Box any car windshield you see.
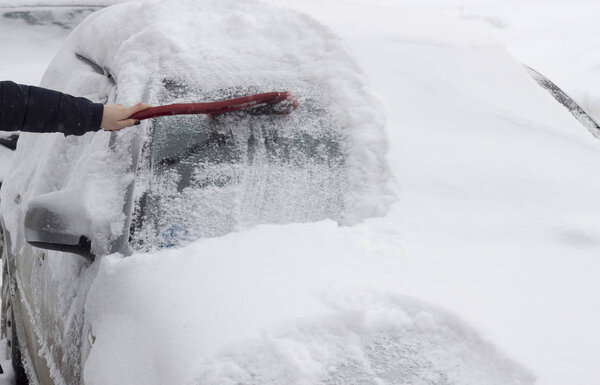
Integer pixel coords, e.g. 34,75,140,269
131,84,346,250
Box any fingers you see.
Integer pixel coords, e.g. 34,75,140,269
127,102,153,117
103,118,139,131
119,118,138,129
101,102,151,131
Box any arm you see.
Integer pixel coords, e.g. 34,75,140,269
0,81,150,136
0,81,103,135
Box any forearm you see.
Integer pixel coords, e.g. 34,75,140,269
0,81,103,136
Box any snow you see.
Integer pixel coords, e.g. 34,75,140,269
0,145,12,183
314,0,600,122
0,4,99,85
448,1,600,122
84,222,534,385
1,1,600,385
0,337,13,384
0,0,121,7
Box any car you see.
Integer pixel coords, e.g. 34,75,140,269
4,0,593,384
0,1,393,383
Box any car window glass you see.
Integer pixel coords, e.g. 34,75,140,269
132,85,346,250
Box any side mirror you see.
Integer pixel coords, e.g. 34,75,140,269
24,190,94,260
0,133,19,151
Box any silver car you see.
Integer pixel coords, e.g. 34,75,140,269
4,1,584,384
1,2,357,384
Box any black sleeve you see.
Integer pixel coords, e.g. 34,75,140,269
0,81,104,136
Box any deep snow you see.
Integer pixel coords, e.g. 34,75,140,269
0,143,12,183
1,1,600,385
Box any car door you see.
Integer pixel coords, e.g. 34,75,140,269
0,56,141,384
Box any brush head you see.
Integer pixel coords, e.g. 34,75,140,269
277,93,299,114
245,92,299,116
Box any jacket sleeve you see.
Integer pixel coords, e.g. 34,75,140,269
0,81,104,136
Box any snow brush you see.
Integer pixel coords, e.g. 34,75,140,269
130,92,298,121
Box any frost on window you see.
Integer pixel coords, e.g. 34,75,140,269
131,86,346,250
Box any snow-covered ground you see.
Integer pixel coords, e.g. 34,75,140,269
1,1,600,385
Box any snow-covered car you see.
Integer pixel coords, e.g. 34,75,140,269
5,0,596,384
0,1,392,383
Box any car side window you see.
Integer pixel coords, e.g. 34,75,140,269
131,86,345,250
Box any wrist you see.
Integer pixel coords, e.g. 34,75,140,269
92,103,105,131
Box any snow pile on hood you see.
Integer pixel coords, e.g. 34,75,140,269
84,221,534,385
187,294,533,385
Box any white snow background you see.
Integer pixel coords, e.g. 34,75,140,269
1,0,600,384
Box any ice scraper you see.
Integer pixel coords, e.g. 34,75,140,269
130,91,298,121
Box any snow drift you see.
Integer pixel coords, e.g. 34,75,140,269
84,222,534,385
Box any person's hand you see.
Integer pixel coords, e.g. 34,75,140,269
101,103,152,131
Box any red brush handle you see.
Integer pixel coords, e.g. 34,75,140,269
130,91,298,120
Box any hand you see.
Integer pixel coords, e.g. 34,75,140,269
101,103,152,131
